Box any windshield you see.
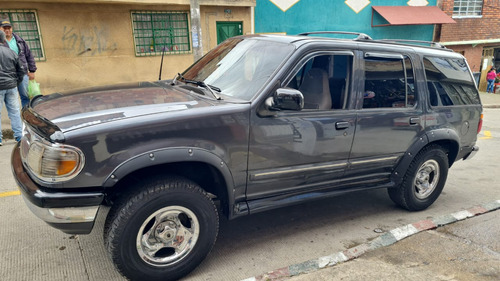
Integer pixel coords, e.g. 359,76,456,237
182,38,295,101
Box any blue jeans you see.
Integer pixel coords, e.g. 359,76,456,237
18,75,30,108
487,79,495,93
0,87,23,141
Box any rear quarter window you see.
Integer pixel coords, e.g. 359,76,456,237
423,56,480,106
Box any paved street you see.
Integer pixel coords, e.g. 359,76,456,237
285,209,500,281
0,94,499,280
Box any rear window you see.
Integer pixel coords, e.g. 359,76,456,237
423,57,480,106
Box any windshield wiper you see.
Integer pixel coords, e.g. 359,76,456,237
174,73,221,100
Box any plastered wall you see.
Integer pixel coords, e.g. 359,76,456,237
1,2,252,94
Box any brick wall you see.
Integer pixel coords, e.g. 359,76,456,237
446,44,484,72
440,0,500,42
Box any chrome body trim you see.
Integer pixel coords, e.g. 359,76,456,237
23,196,99,224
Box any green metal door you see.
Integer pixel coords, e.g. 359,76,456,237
216,22,243,44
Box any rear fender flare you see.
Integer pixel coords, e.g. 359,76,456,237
391,129,460,186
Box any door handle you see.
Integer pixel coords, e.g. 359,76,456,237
335,121,350,130
409,117,420,125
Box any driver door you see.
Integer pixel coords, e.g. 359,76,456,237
246,52,357,209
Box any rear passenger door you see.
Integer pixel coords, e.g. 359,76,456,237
347,51,424,181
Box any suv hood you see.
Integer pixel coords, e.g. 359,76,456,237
31,82,216,132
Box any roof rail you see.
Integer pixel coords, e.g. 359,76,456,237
377,39,447,49
298,31,373,41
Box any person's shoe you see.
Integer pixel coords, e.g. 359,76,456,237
0,142,3,146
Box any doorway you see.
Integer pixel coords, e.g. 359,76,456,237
479,48,500,92
216,22,243,45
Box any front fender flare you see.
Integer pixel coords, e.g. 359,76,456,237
102,147,237,212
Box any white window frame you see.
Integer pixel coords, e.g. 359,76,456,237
452,0,483,18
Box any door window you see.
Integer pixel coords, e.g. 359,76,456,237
363,55,416,109
286,54,352,110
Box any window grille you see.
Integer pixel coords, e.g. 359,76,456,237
131,11,190,56
453,0,483,17
0,10,45,61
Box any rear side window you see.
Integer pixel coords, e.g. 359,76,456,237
424,57,480,106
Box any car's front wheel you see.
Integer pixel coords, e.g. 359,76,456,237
104,176,219,281
388,145,449,211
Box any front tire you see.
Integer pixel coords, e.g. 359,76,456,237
388,145,449,211
104,176,219,281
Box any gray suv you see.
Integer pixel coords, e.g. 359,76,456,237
12,32,482,281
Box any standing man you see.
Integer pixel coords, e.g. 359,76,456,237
0,19,37,108
0,30,25,145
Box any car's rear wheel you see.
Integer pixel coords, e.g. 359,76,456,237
388,145,449,211
104,176,219,281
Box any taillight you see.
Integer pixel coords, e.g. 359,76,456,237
477,113,483,134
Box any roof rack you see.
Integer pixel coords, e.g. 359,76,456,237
377,39,447,49
297,32,449,50
298,31,373,41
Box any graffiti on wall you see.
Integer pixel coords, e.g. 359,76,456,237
62,26,117,55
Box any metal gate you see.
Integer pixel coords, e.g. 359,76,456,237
216,22,242,45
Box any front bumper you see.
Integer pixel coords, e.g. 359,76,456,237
11,143,104,234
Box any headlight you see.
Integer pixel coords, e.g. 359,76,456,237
21,130,85,183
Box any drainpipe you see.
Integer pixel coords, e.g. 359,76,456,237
433,0,444,42
190,0,203,62
251,6,255,34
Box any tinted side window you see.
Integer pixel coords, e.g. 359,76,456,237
363,56,415,109
286,54,352,110
424,57,480,106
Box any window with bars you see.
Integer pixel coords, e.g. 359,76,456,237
0,10,45,61
453,0,483,17
131,11,191,56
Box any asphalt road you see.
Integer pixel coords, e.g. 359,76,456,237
287,209,500,281
0,108,499,281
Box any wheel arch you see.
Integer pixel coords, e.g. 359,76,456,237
391,129,460,186
102,148,235,218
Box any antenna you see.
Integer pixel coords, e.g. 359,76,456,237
158,45,166,80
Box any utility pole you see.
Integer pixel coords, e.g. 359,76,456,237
190,0,203,62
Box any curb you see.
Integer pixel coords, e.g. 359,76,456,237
241,200,500,281
483,104,500,108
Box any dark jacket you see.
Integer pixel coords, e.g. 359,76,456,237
13,33,37,73
0,44,26,90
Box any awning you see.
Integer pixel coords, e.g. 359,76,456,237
372,6,456,27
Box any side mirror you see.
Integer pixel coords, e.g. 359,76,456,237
266,88,304,111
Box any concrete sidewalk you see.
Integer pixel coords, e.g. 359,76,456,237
479,91,500,108
244,201,500,281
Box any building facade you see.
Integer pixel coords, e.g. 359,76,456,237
255,0,452,41
0,0,255,93
437,0,500,91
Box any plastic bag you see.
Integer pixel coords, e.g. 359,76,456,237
28,80,42,99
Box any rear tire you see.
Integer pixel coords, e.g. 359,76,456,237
388,145,448,211
104,176,219,281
